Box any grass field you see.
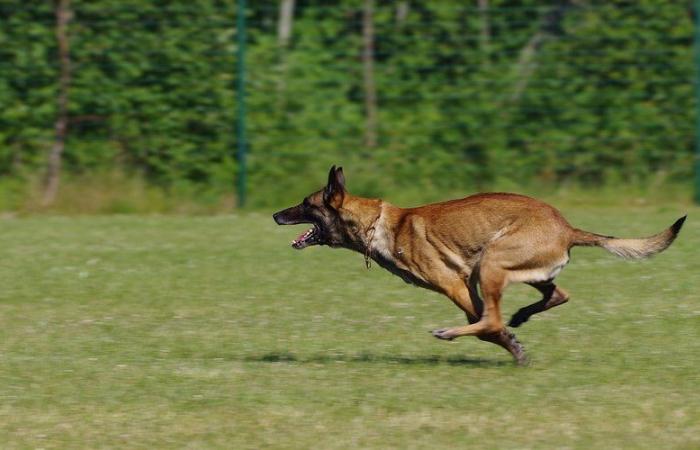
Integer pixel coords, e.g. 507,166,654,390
1,204,699,448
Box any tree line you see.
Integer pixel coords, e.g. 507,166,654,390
0,0,694,207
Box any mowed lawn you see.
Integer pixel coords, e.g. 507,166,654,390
0,205,698,449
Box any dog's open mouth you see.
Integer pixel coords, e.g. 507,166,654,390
291,225,321,249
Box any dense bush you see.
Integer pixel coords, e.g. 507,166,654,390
0,0,694,207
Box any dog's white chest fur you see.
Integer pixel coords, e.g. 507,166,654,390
370,205,395,262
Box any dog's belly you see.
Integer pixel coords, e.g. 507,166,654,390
506,257,569,284
372,252,436,290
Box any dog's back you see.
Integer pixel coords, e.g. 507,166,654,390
408,192,573,258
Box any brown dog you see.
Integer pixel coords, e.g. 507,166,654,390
273,166,685,364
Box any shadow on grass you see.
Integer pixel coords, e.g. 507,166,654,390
241,351,511,367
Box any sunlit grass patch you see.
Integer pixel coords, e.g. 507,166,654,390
0,207,698,448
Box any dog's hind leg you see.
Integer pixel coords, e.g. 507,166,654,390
508,282,569,328
478,329,528,365
468,276,527,364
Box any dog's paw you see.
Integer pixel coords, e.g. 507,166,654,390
430,328,455,341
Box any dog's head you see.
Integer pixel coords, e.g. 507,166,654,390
273,165,347,250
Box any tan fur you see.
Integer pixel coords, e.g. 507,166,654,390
571,226,682,259
340,193,682,364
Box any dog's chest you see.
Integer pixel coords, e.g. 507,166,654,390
371,212,414,266
371,250,432,289
371,220,394,261
370,216,432,289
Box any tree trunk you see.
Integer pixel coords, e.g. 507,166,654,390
478,0,490,58
276,0,295,104
277,0,295,47
508,1,570,104
43,0,71,206
508,32,546,103
362,0,378,148
395,1,408,24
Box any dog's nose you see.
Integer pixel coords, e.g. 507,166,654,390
273,211,283,224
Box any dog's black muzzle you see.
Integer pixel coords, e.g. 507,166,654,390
273,205,305,225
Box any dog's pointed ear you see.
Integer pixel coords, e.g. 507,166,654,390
335,166,345,189
326,165,337,187
324,165,346,208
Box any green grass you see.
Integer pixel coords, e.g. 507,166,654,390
0,206,699,449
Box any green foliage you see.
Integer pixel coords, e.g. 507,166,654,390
0,0,55,175
0,1,695,208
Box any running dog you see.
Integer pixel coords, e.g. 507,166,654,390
273,166,686,364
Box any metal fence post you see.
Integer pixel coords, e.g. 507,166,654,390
695,0,700,203
236,0,248,207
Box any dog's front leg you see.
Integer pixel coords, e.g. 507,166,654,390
429,276,480,340
431,268,506,340
430,267,528,365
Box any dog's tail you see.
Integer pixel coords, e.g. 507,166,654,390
570,215,686,260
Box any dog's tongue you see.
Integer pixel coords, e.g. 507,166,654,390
291,227,314,249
